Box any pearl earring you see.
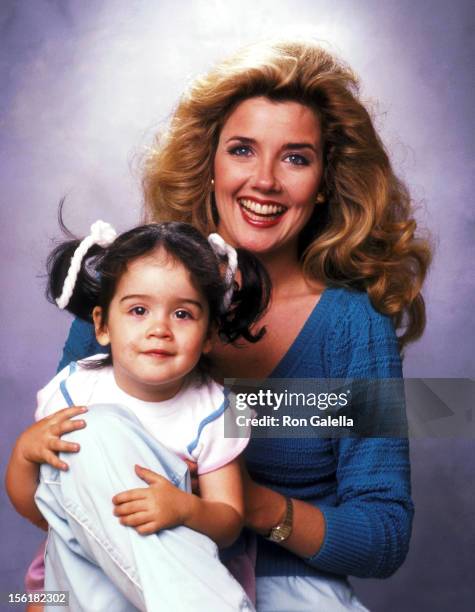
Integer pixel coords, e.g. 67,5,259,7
315,193,325,204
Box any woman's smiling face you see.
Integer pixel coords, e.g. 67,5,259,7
213,96,323,257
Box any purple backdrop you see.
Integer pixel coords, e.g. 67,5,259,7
1,1,474,610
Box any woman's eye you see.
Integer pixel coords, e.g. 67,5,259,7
285,153,310,166
228,145,252,157
130,306,147,316
175,309,192,320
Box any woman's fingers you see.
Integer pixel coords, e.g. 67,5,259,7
49,438,80,454
184,459,200,494
44,449,68,471
57,405,88,417
189,474,200,495
56,418,86,435
45,408,87,441
46,406,87,422
46,408,87,436
184,458,198,475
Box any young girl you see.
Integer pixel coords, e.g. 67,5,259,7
6,220,270,611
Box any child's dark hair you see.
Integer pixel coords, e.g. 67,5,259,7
47,220,271,372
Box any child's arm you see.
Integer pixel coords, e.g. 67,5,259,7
184,459,244,547
113,459,244,548
5,407,87,528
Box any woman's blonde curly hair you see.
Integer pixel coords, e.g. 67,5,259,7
143,40,431,349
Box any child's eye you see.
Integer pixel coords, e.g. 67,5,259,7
174,309,193,320
129,306,147,317
284,153,310,166
228,145,252,157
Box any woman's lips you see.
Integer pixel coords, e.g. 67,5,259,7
237,198,286,228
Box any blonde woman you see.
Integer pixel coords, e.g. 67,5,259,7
21,41,430,611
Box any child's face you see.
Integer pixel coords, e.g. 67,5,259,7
93,250,212,402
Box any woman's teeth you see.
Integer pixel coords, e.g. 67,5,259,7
238,199,286,217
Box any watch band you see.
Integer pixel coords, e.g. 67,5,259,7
265,496,294,543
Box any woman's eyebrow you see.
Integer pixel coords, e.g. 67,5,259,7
225,136,319,154
225,136,255,144
284,142,319,154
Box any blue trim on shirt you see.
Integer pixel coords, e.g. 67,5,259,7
59,362,77,407
61,292,413,581
187,400,227,454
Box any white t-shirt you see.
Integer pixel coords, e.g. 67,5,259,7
35,356,250,475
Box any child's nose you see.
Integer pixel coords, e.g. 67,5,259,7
148,317,172,338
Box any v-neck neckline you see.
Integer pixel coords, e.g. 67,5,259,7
269,286,334,378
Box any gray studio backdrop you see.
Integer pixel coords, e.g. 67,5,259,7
1,1,474,610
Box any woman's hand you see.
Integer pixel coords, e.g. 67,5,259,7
112,465,191,535
6,406,87,528
184,458,200,494
17,406,88,471
239,458,287,536
240,459,326,557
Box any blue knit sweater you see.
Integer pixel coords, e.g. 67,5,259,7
58,287,413,580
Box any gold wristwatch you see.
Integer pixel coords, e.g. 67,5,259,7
265,497,294,543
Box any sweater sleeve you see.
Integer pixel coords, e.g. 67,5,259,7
57,318,106,372
307,292,414,578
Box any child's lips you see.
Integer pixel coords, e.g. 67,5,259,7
143,349,174,357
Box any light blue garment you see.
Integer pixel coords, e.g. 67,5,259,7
256,576,369,612
62,288,414,582
35,404,254,612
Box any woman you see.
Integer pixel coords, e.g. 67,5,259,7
26,40,431,610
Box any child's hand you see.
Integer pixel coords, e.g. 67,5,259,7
17,406,88,471
112,465,192,535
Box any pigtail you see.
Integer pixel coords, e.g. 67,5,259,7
46,200,116,321
218,248,271,343
46,240,103,322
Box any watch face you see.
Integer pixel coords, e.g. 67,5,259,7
267,498,293,543
269,524,292,542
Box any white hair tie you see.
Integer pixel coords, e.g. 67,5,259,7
56,220,117,309
207,233,238,311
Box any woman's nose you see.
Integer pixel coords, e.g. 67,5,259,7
252,158,281,192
